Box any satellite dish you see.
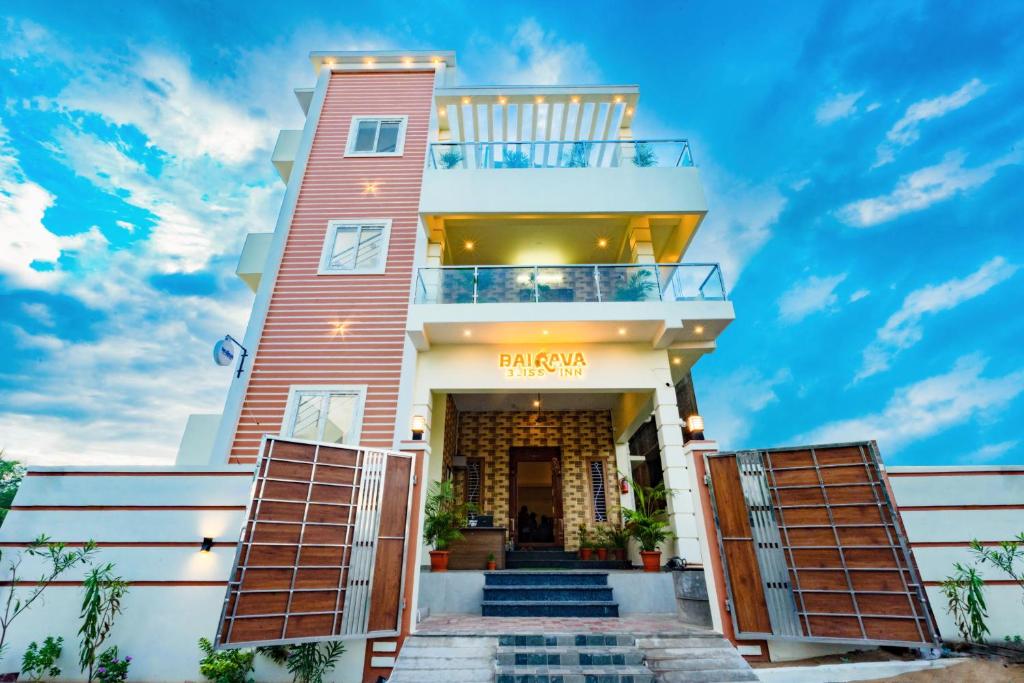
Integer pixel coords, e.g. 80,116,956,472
213,337,236,366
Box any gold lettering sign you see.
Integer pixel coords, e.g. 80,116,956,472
498,351,587,379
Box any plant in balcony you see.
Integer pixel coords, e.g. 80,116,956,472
632,142,657,167
576,524,593,561
621,479,674,572
439,148,463,169
564,141,591,168
612,269,658,302
424,479,473,572
502,148,531,168
486,552,497,571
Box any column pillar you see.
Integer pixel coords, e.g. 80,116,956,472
626,218,655,264
652,381,701,561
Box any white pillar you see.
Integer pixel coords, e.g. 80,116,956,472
682,440,727,634
652,381,702,561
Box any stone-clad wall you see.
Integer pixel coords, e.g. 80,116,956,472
452,410,621,550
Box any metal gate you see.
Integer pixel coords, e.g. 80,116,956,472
706,442,939,647
216,436,417,647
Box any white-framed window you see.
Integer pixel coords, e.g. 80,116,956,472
281,385,367,445
345,116,408,157
318,219,391,275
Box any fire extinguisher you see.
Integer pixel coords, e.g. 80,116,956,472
620,479,629,495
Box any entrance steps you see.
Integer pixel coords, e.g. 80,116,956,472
637,635,759,682
482,571,619,617
506,548,629,570
387,636,496,683
495,634,654,683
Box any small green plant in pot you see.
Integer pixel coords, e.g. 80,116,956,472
199,637,255,683
606,525,631,563
576,524,593,560
621,480,674,572
593,524,610,561
423,480,473,572
486,551,497,571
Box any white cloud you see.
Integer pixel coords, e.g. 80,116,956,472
961,440,1019,465
838,146,1023,227
465,19,599,85
20,302,55,327
59,51,272,165
856,257,1018,381
874,78,988,166
698,367,791,448
801,355,1024,454
778,273,848,322
849,289,870,302
816,91,864,125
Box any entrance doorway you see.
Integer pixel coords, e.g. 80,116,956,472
509,447,563,548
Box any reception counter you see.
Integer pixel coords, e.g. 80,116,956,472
447,526,507,570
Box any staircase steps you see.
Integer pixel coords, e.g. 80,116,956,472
495,634,655,683
388,635,496,683
482,571,619,617
636,635,759,683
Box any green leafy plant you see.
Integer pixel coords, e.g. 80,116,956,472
564,141,592,168
199,637,255,683
0,453,25,526
79,563,129,681
970,532,1024,594
94,646,130,683
487,551,496,562
632,142,657,167
423,480,473,550
940,562,990,643
502,148,531,168
0,536,96,658
439,149,462,169
621,480,675,552
259,642,345,683
21,635,63,681
612,269,658,302
606,524,631,550
576,524,593,550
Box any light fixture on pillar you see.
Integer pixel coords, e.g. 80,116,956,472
686,414,705,441
200,537,214,553
411,414,426,441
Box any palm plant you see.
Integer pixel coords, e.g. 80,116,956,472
502,148,531,168
612,269,658,302
423,480,473,551
620,480,674,552
632,142,657,167
564,141,591,168
439,149,462,169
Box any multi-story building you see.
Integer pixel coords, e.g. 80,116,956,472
7,49,1019,683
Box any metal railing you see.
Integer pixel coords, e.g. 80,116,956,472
427,139,694,170
414,263,726,304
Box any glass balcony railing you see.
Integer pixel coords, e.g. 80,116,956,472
427,139,694,170
414,263,726,304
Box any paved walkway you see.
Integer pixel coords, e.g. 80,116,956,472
415,614,715,636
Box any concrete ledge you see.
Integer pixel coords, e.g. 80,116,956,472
754,658,964,682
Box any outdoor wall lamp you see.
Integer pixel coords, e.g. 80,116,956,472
200,537,214,553
411,414,426,441
686,415,705,441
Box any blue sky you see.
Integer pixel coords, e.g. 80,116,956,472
1,1,1021,467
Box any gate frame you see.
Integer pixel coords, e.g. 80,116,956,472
705,441,941,648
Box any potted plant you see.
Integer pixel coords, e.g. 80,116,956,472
423,480,473,572
607,525,630,562
576,524,593,561
621,480,674,572
612,269,658,302
594,525,609,561
486,552,497,571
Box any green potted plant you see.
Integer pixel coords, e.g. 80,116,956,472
607,525,630,562
486,552,497,571
594,525,609,561
576,524,593,561
612,269,658,302
621,480,674,572
439,149,462,169
423,480,472,572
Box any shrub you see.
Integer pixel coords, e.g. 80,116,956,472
199,637,255,683
940,562,989,643
94,646,130,683
258,641,346,683
21,635,63,681
79,563,128,681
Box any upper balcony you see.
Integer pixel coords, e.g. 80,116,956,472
407,262,735,355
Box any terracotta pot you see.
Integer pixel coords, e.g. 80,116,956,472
640,550,662,572
429,550,450,572
486,561,497,570
579,547,592,560
613,548,625,562
596,547,608,561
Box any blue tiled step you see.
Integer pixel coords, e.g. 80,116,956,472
484,585,615,602
506,559,630,569
482,600,620,617
499,635,637,647
485,571,609,587
495,667,654,683
497,646,645,667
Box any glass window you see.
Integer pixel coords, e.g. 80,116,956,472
590,460,608,522
347,117,406,155
284,389,362,445
322,223,388,273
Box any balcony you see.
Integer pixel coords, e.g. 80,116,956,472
407,263,734,350
271,129,302,183
420,139,706,216
236,232,273,292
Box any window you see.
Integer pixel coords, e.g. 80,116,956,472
589,460,608,522
318,220,391,275
281,386,366,445
465,458,484,509
346,116,407,156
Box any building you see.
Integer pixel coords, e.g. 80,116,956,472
1,50,1022,683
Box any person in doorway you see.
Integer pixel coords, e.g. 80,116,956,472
518,505,530,541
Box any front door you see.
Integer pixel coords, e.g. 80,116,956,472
509,447,563,548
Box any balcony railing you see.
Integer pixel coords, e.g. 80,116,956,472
414,263,726,304
427,139,694,170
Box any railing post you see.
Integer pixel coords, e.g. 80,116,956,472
594,265,602,302
533,266,540,303
653,264,664,301
717,265,726,299
473,266,479,304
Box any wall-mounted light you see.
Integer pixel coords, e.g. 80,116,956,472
200,537,214,553
363,57,376,66
411,414,426,441
686,415,705,441
401,57,413,67
362,181,379,195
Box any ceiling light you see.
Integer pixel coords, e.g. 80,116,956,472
617,327,627,336
532,399,541,408
363,57,375,65
498,96,507,104
439,109,446,116
672,357,682,365
571,96,580,104
463,240,475,251
597,238,608,248
431,57,441,65
626,107,634,115
401,57,413,66
535,96,544,104
613,95,623,103
463,329,472,337
694,325,705,334
462,96,471,105
542,329,549,336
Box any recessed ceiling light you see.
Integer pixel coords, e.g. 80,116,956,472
401,57,413,66
498,96,507,104
694,325,705,334
626,107,634,115
535,96,544,104
462,96,471,105
597,238,608,248
672,357,682,365
571,96,580,104
542,329,549,335
431,57,442,65
363,57,376,65
463,329,472,337
617,327,627,335
464,240,475,251
613,95,623,103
